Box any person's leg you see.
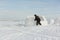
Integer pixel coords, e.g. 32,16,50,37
36,22,38,25
38,21,41,25
39,22,41,25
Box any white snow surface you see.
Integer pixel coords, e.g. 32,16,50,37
0,16,60,40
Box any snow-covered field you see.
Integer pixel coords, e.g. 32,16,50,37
0,16,60,40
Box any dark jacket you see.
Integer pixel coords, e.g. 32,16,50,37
34,15,41,22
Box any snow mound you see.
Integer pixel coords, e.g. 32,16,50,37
47,19,55,25
54,18,60,25
25,16,48,26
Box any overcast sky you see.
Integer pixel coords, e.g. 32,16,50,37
0,0,60,19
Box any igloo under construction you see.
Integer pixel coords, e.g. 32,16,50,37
25,15,48,26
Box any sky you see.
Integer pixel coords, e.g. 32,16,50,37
0,0,60,20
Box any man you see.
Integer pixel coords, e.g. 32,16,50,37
34,14,41,25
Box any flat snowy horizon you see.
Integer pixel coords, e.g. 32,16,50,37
0,16,60,40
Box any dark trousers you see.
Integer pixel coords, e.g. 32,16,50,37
36,21,41,25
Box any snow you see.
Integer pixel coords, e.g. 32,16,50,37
25,16,48,26
0,16,60,40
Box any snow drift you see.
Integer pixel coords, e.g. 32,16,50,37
25,16,48,26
